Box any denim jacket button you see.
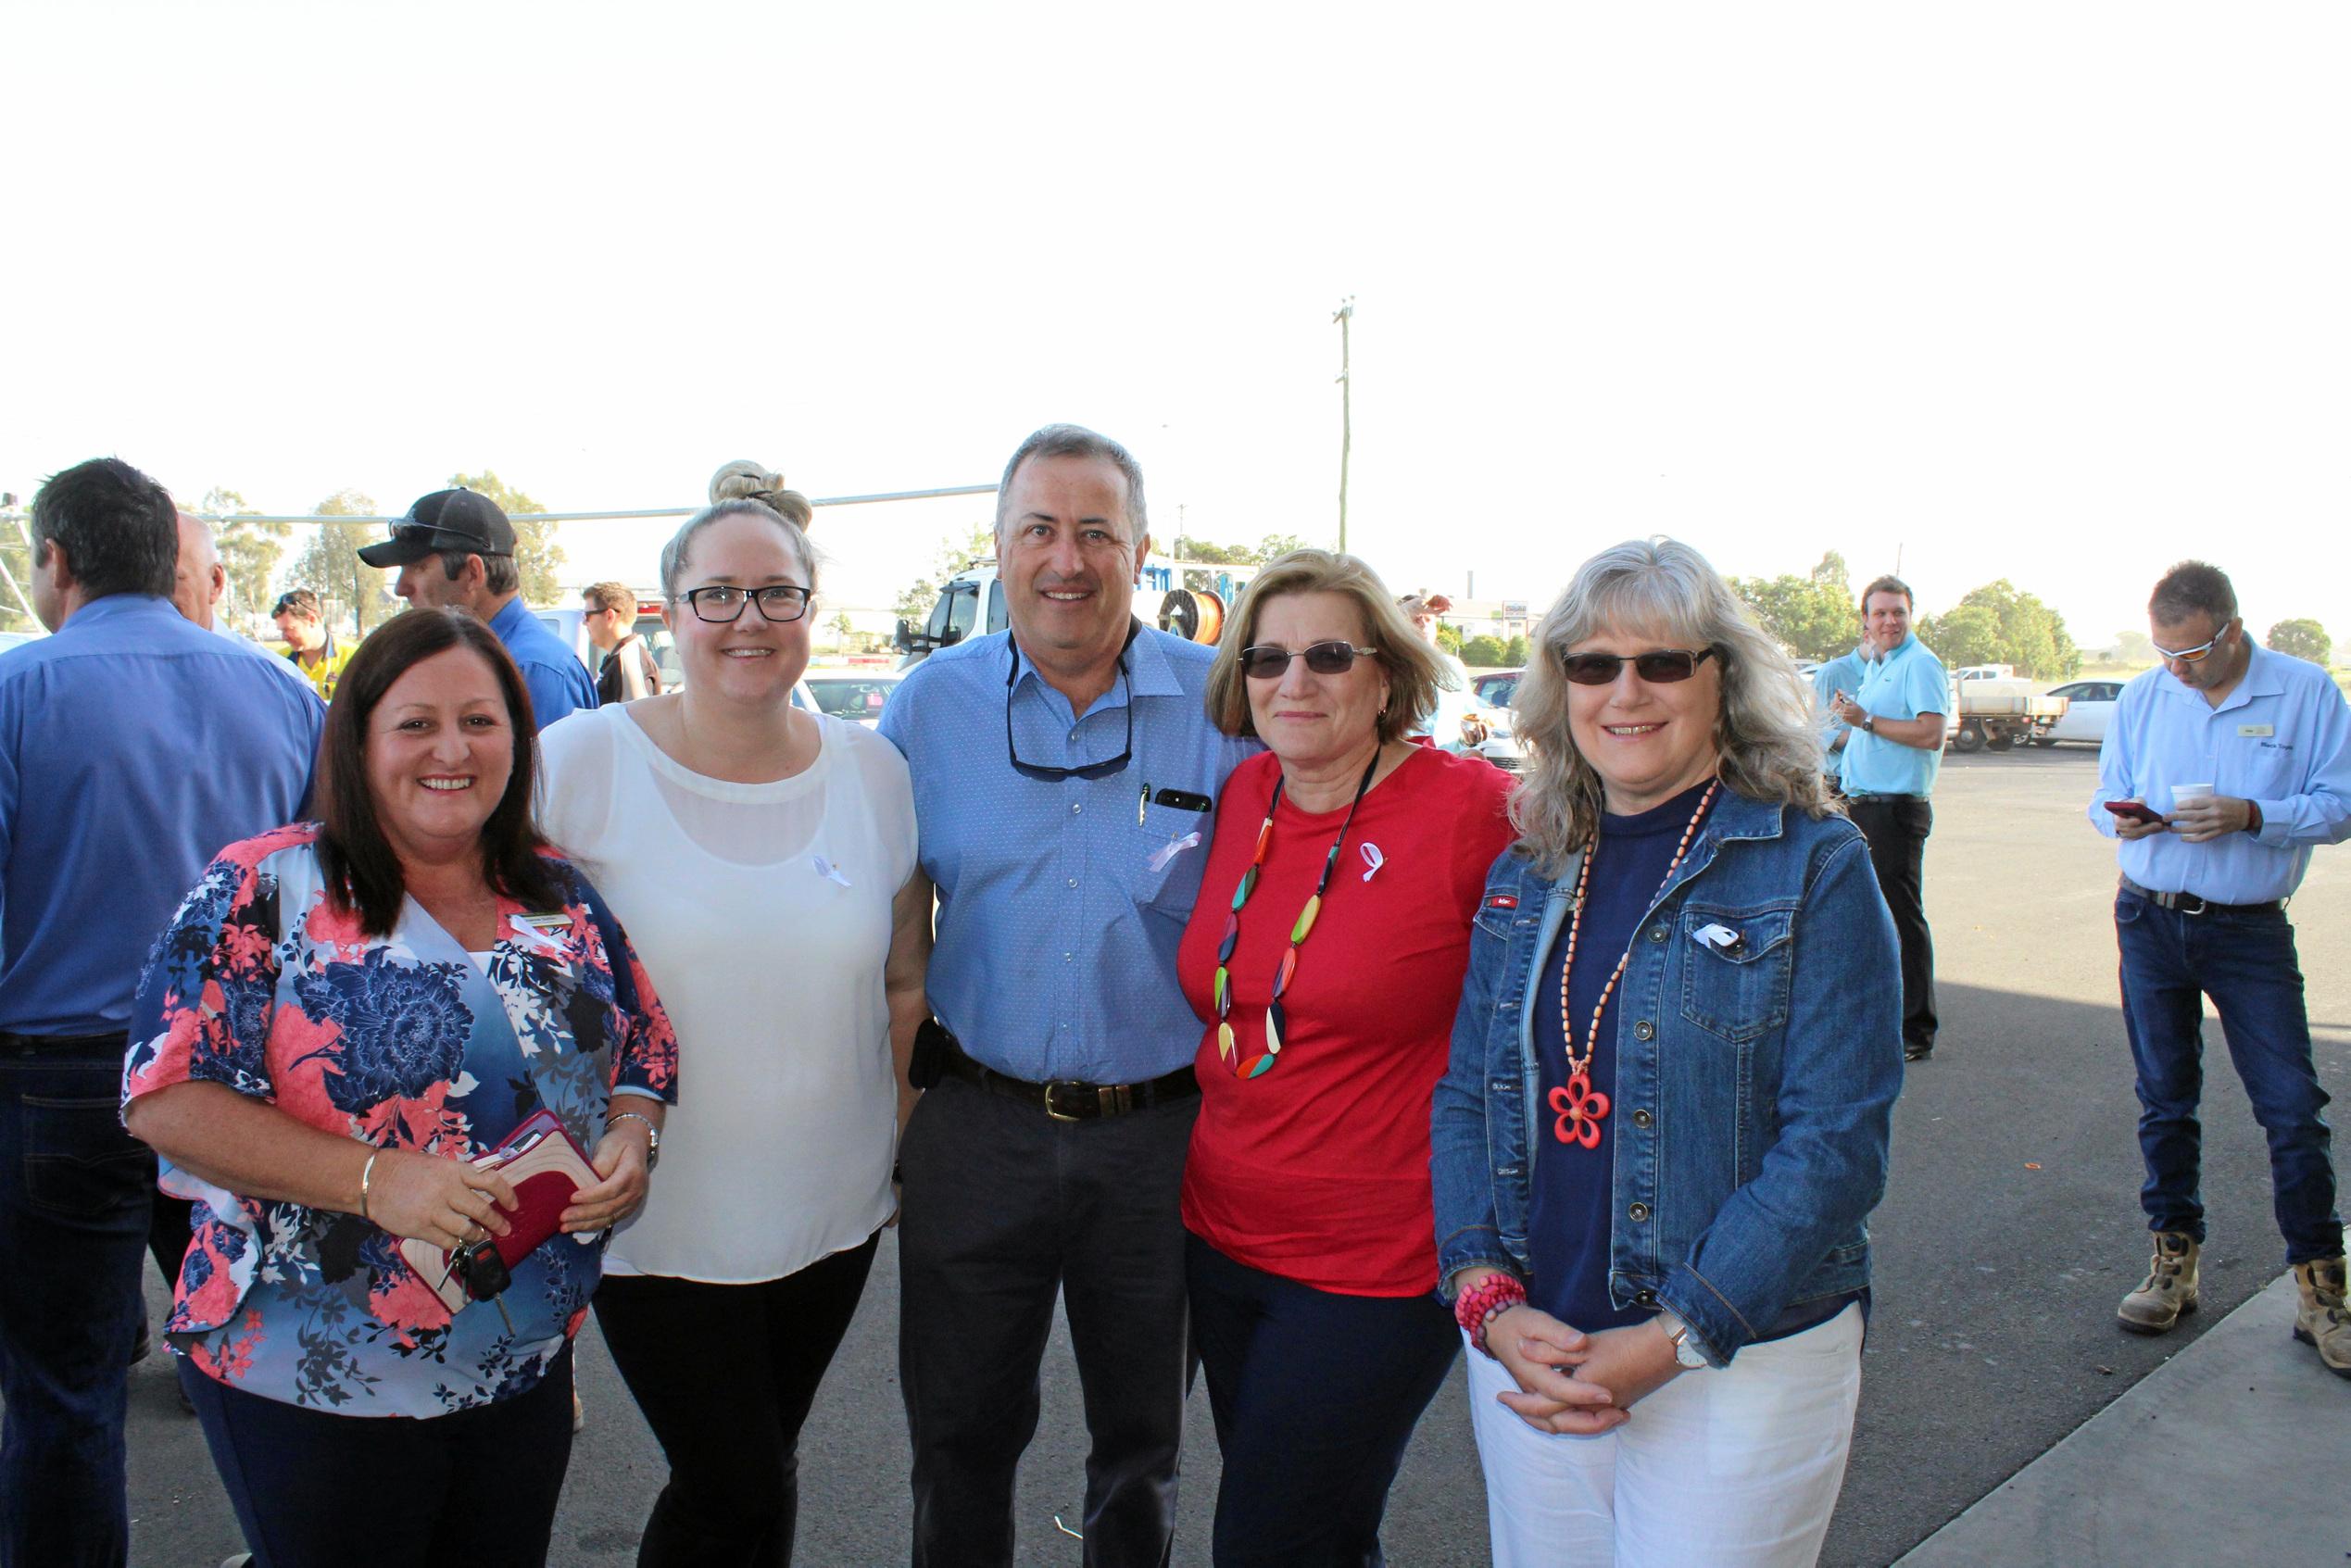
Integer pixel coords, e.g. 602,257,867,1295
1633,1020,1654,1041
1631,1109,1653,1128
1634,1288,1658,1307
1648,926,1668,942
1628,1201,1651,1222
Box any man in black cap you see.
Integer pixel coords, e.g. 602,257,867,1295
358,487,596,730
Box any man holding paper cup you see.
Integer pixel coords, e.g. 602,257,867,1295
2090,560,2351,1377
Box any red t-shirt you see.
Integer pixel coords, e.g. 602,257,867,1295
1178,746,1516,1297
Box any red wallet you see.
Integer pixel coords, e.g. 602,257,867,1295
396,1109,602,1315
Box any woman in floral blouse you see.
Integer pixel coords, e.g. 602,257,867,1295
124,608,677,1568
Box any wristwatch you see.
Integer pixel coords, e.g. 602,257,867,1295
1655,1310,1710,1370
1861,713,1876,734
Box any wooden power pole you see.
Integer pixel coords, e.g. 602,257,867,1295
1334,296,1354,551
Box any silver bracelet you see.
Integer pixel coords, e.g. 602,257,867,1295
609,1110,660,1168
358,1149,379,1223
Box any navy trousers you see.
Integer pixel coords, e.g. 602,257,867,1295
1186,1233,1460,1568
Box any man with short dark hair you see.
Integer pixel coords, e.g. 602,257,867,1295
880,424,1256,1566
583,580,660,704
270,586,352,699
1828,574,1947,1062
358,487,595,729
0,458,320,1567
2091,560,2349,1374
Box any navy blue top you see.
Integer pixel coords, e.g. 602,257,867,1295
1528,780,1714,1330
0,596,321,1035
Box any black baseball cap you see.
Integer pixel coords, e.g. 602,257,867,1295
357,488,516,568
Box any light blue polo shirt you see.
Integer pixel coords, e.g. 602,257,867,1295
2088,642,2351,903
1837,633,1947,797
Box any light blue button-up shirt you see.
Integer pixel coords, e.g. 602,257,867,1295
2088,643,2351,902
879,625,1260,1083
0,596,321,1035
1837,633,1948,797
488,595,597,732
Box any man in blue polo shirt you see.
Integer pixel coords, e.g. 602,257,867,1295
880,424,1256,1566
2090,560,2348,1374
358,487,595,730
1828,575,1948,1062
0,458,320,1567
1811,633,1874,785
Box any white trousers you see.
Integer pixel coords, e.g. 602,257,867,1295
1464,1303,1864,1568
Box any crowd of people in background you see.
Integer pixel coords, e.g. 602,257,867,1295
0,433,2343,1568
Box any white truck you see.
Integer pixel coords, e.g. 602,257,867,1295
893,557,1259,662
1945,664,2068,753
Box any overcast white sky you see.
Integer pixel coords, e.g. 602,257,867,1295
7,3,2345,650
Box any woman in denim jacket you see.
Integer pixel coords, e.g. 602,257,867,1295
1430,538,1902,1568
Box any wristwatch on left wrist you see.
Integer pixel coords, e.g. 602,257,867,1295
1861,712,1876,734
1655,1309,1710,1370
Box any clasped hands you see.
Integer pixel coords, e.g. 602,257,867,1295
359,1120,655,1250
1488,1304,1686,1436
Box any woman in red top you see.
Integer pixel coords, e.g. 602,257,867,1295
1180,549,1515,1566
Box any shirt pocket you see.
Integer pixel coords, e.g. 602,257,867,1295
1677,903,1797,1045
1131,802,1213,922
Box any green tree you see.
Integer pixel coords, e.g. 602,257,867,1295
446,470,564,604
1173,533,1308,566
1917,580,2081,679
202,487,291,625
2266,619,2332,666
1729,552,1858,661
1435,622,1464,656
895,521,996,622
0,506,33,633
285,489,396,635
1461,633,1509,668
1503,634,1530,666
2114,629,2156,664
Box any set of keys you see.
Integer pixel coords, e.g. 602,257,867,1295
446,1237,517,1334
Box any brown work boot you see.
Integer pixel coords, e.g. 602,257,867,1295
2291,1256,2351,1378
2117,1231,2199,1335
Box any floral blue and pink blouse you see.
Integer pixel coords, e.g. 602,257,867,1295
124,824,678,1417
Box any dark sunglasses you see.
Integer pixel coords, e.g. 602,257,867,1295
1558,647,1719,686
1238,641,1378,680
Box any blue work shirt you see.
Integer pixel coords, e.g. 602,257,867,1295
488,595,597,733
0,595,321,1035
879,625,1259,1083
1812,646,1869,762
2089,643,2351,903
1837,633,1947,797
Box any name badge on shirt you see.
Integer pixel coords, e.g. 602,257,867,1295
2240,723,2274,737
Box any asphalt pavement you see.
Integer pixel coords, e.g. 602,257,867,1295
78,745,2351,1564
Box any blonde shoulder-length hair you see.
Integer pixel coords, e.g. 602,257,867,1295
1511,536,1837,875
1203,549,1452,743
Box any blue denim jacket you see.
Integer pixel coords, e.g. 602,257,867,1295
1430,790,1901,1366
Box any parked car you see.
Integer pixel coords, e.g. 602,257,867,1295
2036,679,2122,746
1472,669,1524,709
1428,685,1528,772
803,671,902,728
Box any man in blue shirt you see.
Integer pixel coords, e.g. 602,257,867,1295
1827,575,1948,1062
0,458,321,1568
2089,561,2348,1374
1811,636,1873,784
880,425,1256,1567
358,487,595,730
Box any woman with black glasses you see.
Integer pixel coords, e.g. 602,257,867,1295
537,498,930,1566
1177,549,1516,1566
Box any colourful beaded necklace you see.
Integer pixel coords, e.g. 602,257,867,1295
1213,750,1382,1080
1549,778,1721,1148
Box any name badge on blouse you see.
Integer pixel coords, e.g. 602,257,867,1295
2240,723,2274,737
511,914,571,953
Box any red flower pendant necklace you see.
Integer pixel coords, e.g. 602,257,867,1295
1550,779,1721,1148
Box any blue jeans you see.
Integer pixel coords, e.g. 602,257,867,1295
2114,892,2343,1263
0,1032,151,1568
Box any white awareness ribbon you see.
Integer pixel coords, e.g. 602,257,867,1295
1360,843,1386,883
1147,832,1201,872
812,855,853,888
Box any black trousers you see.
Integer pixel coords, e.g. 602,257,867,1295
898,1076,1198,1568
593,1234,880,1568
1848,796,1937,1050
1187,1235,1459,1568
180,1342,574,1568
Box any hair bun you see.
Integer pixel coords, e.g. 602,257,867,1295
708,459,813,530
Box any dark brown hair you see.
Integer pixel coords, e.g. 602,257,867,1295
1858,574,1914,614
2149,560,2237,625
316,608,562,935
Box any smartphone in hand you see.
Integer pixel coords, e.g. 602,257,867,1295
2104,799,2169,826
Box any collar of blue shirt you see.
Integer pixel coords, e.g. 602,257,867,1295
1007,620,1186,709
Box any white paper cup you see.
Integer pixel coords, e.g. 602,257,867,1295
2172,783,2214,806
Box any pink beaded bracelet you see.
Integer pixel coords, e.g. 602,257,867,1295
1453,1274,1529,1357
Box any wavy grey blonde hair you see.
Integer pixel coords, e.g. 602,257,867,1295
1203,549,1452,743
1511,536,1836,875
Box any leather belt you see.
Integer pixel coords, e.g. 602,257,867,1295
0,1030,130,1055
937,1037,1199,1122
2118,874,2282,918
1845,792,1927,804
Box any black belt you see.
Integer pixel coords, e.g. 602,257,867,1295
2118,875,2282,918
1846,792,1926,804
937,1036,1199,1122
1,1029,130,1057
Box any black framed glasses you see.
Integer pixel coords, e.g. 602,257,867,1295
1238,641,1379,680
1558,647,1719,686
682,584,811,624
1006,630,1136,782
